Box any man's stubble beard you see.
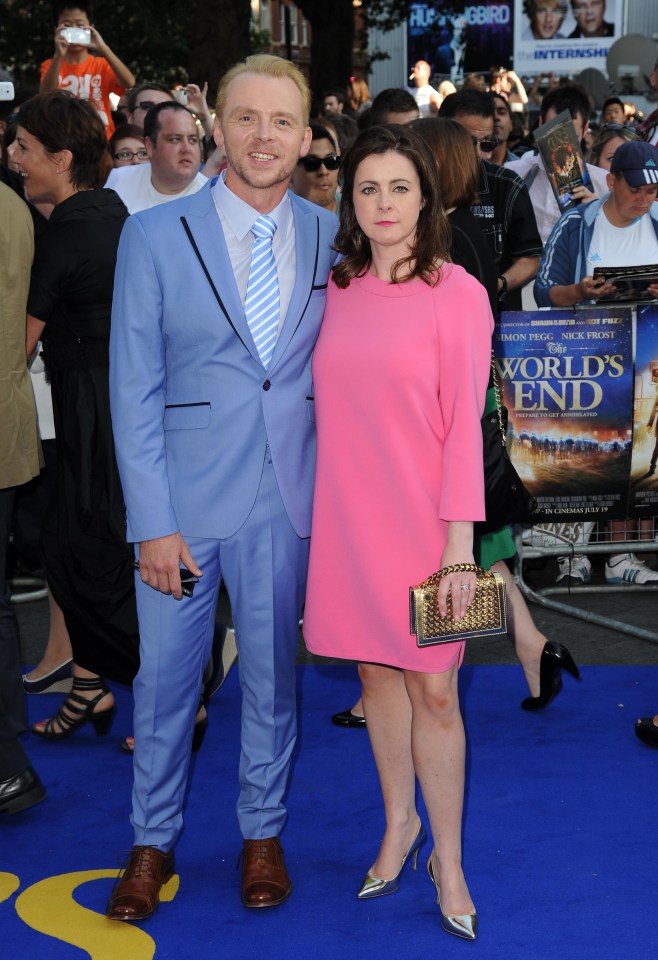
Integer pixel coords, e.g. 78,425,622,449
223,141,297,192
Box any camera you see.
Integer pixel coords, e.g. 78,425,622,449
174,88,188,105
61,26,91,45
0,81,14,101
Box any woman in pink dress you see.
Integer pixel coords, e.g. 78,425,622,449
303,125,493,940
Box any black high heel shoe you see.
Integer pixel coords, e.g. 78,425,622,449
32,676,115,739
635,716,658,747
521,641,581,712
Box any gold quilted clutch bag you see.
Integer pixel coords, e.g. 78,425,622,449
409,563,507,647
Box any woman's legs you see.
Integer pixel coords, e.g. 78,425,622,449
23,589,72,682
490,560,544,698
405,665,474,917
358,662,419,879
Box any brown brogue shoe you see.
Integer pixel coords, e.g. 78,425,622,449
106,845,175,921
241,837,292,908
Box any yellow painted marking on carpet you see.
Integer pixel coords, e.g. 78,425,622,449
15,869,179,959
0,872,20,902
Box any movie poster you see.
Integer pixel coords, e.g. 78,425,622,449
533,108,593,213
495,307,633,519
407,2,514,84
630,305,658,516
514,0,623,78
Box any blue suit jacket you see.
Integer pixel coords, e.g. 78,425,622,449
109,182,338,543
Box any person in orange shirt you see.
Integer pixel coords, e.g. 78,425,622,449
40,2,135,138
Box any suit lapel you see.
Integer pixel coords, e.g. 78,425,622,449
182,185,262,365
268,196,319,372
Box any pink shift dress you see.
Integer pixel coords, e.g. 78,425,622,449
303,265,493,672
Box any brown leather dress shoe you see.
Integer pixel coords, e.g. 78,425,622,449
241,837,292,908
106,845,175,921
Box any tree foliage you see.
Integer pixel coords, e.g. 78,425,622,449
296,0,412,94
0,0,251,98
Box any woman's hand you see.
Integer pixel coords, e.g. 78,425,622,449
186,83,210,117
437,521,476,621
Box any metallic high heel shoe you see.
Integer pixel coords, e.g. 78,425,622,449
357,820,426,899
427,855,477,941
521,640,581,712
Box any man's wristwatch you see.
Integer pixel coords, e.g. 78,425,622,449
498,274,508,300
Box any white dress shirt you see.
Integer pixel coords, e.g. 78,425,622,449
211,174,296,336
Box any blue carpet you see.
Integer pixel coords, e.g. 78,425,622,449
2,664,657,959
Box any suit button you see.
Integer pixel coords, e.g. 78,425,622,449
263,379,271,391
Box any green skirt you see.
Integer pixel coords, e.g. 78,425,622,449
474,387,516,570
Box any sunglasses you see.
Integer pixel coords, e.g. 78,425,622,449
113,148,148,161
298,154,341,172
472,136,498,152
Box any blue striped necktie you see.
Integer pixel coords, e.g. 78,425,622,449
244,215,280,368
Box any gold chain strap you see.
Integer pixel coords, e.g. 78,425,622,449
423,563,484,586
490,356,507,448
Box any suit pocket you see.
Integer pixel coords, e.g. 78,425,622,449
164,402,211,430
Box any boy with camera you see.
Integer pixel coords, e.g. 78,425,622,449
40,2,135,138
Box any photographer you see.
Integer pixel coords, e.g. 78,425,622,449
40,2,135,138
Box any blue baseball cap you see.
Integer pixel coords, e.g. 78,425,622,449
610,140,658,187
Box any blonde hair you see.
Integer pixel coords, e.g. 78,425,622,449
215,55,311,124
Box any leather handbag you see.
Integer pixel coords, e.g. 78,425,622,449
410,563,507,647
477,360,538,534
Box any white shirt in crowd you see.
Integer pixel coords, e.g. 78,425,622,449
104,163,207,214
586,208,658,275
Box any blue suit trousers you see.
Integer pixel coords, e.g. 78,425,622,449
130,457,309,850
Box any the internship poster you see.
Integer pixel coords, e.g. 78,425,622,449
407,2,514,83
514,0,623,77
631,305,658,516
495,307,633,519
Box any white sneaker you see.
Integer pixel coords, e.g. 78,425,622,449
605,553,658,585
556,555,592,584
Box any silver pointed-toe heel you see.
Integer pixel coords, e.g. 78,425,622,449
427,855,477,941
357,821,427,900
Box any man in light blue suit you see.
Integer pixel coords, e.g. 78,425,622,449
107,55,338,920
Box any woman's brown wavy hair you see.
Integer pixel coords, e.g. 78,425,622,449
411,116,480,209
332,124,451,289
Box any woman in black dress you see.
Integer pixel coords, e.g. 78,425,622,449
17,91,139,737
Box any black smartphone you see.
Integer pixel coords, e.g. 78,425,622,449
179,567,199,598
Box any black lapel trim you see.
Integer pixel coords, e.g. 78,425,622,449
289,216,321,341
180,216,249,353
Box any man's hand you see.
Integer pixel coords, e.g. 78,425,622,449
53,27,69,58
88,25,108,55
575,275,617,301
572,184,597,205
137,533,203,600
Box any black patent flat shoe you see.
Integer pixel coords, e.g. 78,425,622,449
331,708,366,728
521,641,581,712
23,659,73,694
635,716,658,747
